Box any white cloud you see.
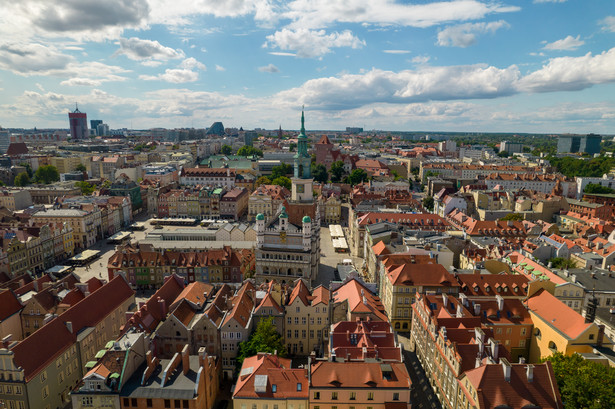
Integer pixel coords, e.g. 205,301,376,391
411,55,430,64
258,64,279,73
276,64,521,109
0,0,149,41
146,0,276,25
0,43,71,75
519,48,615,92
139,58,206,83
264,28,365,58
282,0,519,30
215,65,226,72
60,78,104,87
116,37,185,62
437,20,509,47
383,50,411,54
600,16,615,32
269,52,296,57
533,0,566,3
543,35,584,51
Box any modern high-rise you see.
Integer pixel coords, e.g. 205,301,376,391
90,119,102,132
557,134,602,155
68,105,88,140
0,127,9,154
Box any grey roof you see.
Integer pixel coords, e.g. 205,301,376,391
121,356,200,400
32,208,87,217
568,269,615,293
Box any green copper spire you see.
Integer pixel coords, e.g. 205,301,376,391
299,105,306,138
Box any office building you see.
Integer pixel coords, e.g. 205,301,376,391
557,134,602,155
68,105,88,140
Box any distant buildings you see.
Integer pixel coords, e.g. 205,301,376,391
557,134,602,155
68,105,88,140
500,140,524,155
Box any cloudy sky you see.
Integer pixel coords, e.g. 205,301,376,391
0,0,614,133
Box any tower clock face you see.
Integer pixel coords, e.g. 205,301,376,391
297,184,305,193
280,231,287,243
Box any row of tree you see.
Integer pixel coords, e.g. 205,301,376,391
14,165,61,187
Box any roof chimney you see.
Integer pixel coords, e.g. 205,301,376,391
66,321,73,334
158,297,167,317
2,335,12,349
501,358,512,382
496,295,504,311
442,294,448,307
526,364,534,383
489,338,499,360
181,344,190,375
474,303,481,316
456,303,463,318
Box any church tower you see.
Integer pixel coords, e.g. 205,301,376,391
292,108,314,202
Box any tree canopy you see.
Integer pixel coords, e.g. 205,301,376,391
236,317,287,368
220,144,233,155
548,156,615,178
237,146,263,157
584,183,614,194
14,172,30,187
422,196,434,211
33,165,60,184
548,257,577,269
75,164,87,172
311,163,328,184
346,168,369,186
330,161,346,183
500,213,524,221
75,181,96,195
255,176,271,187
271,176,291,190
543,352,615,409
271,163,293,179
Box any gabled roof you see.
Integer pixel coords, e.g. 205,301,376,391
456,273,529,298
310,361,411,389
12,276,134,381
332,278,387,322
388,263,458,288
372,240,390,256
0,289,22,321
525,289,593,340
288,279,311,307
169,281,214,311
234,353,307,399
461,361,563,409
222,281,255,328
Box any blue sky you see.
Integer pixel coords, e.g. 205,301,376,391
0,0,614,133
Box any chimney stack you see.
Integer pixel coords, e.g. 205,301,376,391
2,335,12,349
158,297,167,317
442,294,448,307
66,321,73,334
501,358,512,382
526,364,534,383
496,295,504,311
489,338,498,360
181,344,190,375
474,303,481,316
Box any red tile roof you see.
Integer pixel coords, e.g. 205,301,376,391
461,361,563,409
456,273,529,297
169,281,214,311
387,263,459,288
234,353,308,399
310,361,411,389
332,278,387,322
358,212,448,228
525,289,593,339
0,289,22,321
222,281,255,328
330,320,400,361
11,276,134,381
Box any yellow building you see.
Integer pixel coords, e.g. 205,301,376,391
320,194,341,225
285,280,330,356
380,261,459,331
525,288,606,363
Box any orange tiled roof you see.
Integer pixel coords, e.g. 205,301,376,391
525,289,593,339
310,361,411,389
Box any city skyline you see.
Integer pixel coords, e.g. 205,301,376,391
0,1,614,133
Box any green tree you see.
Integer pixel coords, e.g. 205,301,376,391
543,352,615,409
75,163,87,172
237,146,263,157
14,172,30,187
255,176,271,187
288,142,297,152
19,163,33,178
347,168,369,186
422,196,434,211
584,183,614,194
500,213,524,221
236,317,287,370
548,257,577,269
75,181,95,195
271,176,291,190
330,161,346,182
271,163,293,179
311,164,328,184
33,165,60,184
220,144,233,155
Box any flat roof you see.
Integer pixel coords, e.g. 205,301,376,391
70,250,101,260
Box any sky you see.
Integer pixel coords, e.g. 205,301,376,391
0,0,614,133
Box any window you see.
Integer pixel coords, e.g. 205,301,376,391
42,386,49,399
314,392,320,400
124,398,130,406
368,392,374,400
295,317,299,324
132,398,138,407
332,392,338,400
287,330,292,338
82,397,93,407
519,339,526,348
165,399,171,408
297,383,302,391
350,392,356,400
183,401,189,409
589,334,595,340
174,399,181,408
393,393,400,401
147,399,153,407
